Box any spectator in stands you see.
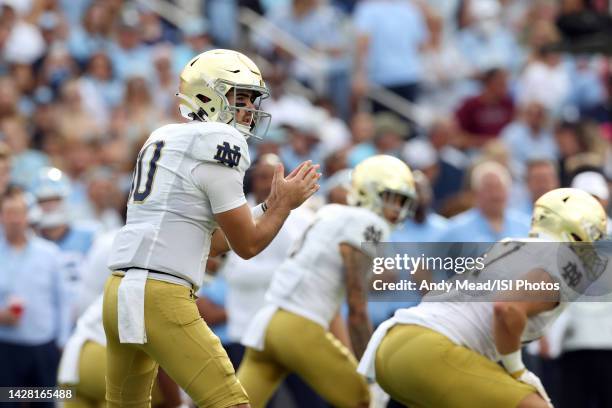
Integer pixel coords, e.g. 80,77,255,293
172,18,212,75
439,160,530,242
0,142,11,201
83,167,123,232
1,116,49,189
554,120,606,186
455,67,514,148
262,0,353,118
111,75,166,148
0,187,71,395
513,159,560,217
39,44,79,96
322,167,351,205
571,171,612,236
347,111,376,167
427,116,469,209
583,71,612,134
456,0,523,74
371,112,409,158
0,78,20,119
516,21,570,116
0,1,46,66
151,45,179,116
67,1,113,64
9,63,37,117
279,117,323,172
353,0,429,106
420,12,473,114
57,79,105,139
80,52,124,114
566,57,606,112
501,100,558,178
108,17,153,80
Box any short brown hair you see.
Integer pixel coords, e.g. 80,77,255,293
0,184,24,210
0,141,11,161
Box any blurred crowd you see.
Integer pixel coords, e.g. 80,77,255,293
1,0,612,407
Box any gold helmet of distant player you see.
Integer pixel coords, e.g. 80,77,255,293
177,49,271,139
348,155,417,225
530,188,607,242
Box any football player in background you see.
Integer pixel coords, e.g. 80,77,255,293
103,49,320,408
237,155,417,408
359,188,609,408
31,167,98,317
59,296,183,408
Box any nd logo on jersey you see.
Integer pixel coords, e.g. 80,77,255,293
214,142,242,168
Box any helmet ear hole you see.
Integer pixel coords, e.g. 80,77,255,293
196,94,211,104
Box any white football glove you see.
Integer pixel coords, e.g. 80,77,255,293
369,382,390,408
516,370,553,408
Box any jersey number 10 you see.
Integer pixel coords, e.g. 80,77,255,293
130,141,165,203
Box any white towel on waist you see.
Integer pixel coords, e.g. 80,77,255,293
241,304,278,351
57,333,87,384
357,318,397,380
118,268,148,344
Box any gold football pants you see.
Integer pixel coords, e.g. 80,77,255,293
62,341,163,408
374,324,537,408
103,273,248,408
236,309,370,408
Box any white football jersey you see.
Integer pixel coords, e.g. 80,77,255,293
108,121,250,287
383,238,595,362
264,204,390,327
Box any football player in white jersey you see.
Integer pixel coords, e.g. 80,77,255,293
358,188,609,408
237,155,417,408
102,49,320,408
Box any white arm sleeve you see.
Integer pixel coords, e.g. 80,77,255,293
192,163,247,214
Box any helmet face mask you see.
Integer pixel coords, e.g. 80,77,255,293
379,190,418,225
177,49,272,140
349,155,417,226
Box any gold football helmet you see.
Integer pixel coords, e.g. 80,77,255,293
530,188,607,242
177,49,271,139
349,155,417,225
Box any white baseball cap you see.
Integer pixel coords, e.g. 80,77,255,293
571,171,610,201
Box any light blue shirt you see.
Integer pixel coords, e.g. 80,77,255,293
266,4,351,73
456,27,523,74
56,225,97,256
353,0,428,86
198,277,229,344
67,26,112,62
348,142,377,168
439,208,531,243
501,121,558,177
108,43,154,81
0,235,71,346
391,213,448,243
10,150,49,190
